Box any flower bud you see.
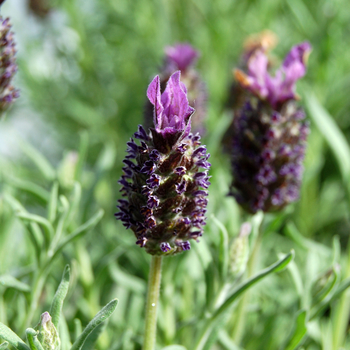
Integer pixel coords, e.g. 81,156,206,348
228,41,311,213
37,312,60,350
116,71,210,255
230,222,251,277
0,16,19,115
144,43,207,135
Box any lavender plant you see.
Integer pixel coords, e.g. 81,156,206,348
228,42,311,213
116,70,210,349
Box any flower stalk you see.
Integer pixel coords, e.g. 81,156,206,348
143,256,163,350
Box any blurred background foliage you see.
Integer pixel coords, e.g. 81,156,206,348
1,0,350,349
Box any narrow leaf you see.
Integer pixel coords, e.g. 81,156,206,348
70,299,118,350
194,251,294,350
211,215,229,282
25,329,44,350
4,177,49,202
43,210,104,271
48,182,59,223
0,275,30,292
282,310,307,350
0,341,9,349
161,346,188,350
18,139,56,181
214,251,294,318
305,92,350,201
17,213,54,249
50,265,70,328
0,323,30,350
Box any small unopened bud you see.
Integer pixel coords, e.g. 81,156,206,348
311,265,340,304
37,312,60,350
230,222,251,278
58,151,78,188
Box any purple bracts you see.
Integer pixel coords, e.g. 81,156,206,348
0,16,19,114
235,42,311,109
117,71,210,256
144,43,207,135
229,41,311,213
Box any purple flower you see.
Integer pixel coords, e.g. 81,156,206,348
148,71,194,139
144,44,207,136
0,16,19,115
235,42,311,109
164,43,199,71
228,41,311,213
116,72,210,255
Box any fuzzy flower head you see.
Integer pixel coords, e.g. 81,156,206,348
116,71,210,256
229,41,311,213
235,42,311,109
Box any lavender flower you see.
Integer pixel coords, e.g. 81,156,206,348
116,71,211,255
229,42,311,213
144,43,207,135
0,16,19,114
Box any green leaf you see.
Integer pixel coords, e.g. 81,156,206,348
70,299,118,350
0,323,30,350
0,275,30,292
211,215,229,282
25,329,44,350
0,341,9,350
194,251,294,350
305,92,350,202
48,196,70,256
17,139,56,181
43,209,104,271
281,310,307,350
74,131,89,182
161,346,188,350
50,265,70,328
48,182,59,223
4,177,49,202
311,277,350,320
17,213,54,250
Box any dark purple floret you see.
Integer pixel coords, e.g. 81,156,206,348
116,71,211,255
0,16,19,115
229,42,311,213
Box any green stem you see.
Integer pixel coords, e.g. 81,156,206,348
332,236,350,349
231,222,263,344
143,256,163,350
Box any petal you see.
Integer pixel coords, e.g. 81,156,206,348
147,75,163,128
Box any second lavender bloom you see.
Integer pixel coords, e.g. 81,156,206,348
229,42,311,213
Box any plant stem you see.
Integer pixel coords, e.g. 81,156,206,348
143,255,163,350
332,235,350,350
